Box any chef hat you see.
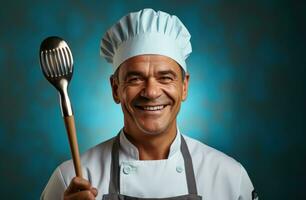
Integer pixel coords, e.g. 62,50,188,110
100,8,192,72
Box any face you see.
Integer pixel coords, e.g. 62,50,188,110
110,55,189,136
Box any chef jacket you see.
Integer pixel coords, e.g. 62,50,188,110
41,129,256,200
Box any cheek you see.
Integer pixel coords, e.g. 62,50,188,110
120,86,139,104
163,84,183,101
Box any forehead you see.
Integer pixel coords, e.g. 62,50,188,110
118,55,181,75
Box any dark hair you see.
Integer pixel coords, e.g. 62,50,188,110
180,66,186,81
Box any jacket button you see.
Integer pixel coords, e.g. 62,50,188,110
123,165,132,175
176,166,183,173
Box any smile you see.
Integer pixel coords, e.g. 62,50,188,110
136,105,166,111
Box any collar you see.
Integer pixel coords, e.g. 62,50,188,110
119,128,182,160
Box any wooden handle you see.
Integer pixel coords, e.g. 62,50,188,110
63,115,83,178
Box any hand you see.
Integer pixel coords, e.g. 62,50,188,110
64,177,98,200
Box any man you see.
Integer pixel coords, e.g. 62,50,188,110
41,8,257,200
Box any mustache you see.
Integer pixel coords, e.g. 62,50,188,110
132,95,171,106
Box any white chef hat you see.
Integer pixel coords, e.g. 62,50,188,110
100,8,192,72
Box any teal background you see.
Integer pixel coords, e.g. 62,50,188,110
0,0,305,199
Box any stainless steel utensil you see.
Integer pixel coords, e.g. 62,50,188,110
39,36,82,178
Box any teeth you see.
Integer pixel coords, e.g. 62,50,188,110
143,105,164,111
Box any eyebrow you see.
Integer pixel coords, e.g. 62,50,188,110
157,70,177,78
123,69,178,80
125,71,144,77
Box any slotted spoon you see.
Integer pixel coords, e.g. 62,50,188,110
39,36,82,178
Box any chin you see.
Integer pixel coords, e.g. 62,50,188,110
136,123,166,136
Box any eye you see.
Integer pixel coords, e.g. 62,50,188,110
126,76,144,84
159,76,173,83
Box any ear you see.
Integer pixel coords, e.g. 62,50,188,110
182,73,190,101
110,75,120,104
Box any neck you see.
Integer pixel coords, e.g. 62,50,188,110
123,125,177,160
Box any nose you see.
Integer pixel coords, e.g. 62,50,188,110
140,78,162,99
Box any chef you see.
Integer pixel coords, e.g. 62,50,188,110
41,8,258,200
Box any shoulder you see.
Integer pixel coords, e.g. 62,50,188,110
182,134,243,176
183,134,238,162
58,136,116,183
182,134,254,199
81,136,115,166
41,137,116,199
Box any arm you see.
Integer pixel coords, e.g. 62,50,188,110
238,165,258,200
41,167,67,200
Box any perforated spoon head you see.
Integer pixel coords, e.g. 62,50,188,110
39,36,74,90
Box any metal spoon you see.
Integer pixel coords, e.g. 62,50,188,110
39,36,82,178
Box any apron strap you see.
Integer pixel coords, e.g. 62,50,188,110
108,135,120,194
180,135,198,195
108,133,198,195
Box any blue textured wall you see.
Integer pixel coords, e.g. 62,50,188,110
0,0,305,199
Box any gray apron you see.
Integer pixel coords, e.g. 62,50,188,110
102,134,202,200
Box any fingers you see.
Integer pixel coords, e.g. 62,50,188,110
65,177,92,194
65,190,96,200
90,187,98,196
64,177,98,200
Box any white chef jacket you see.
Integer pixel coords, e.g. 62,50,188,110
41,129,255,200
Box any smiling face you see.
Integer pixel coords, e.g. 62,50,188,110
110,55,189,137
